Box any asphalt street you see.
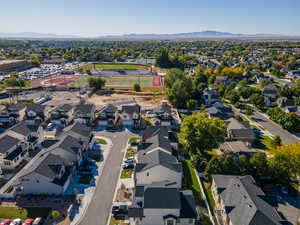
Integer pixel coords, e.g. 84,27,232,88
250,111,299,143
78,130,135,225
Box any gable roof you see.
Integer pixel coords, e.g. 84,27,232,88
136,149,181,173
140,134,173,154
57,135,82,154
67,122,92,138
140,126,170,138
74,104,94,114
219,141,259,155
144,187,180,209
10,121,39,136
55,104,73,112
212,175,283,225
180,190,198,219
25,104,46,114
7,103,26,112
121,104,140,115
230,129,255,140
0,135,19,153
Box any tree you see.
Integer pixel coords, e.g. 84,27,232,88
249,152,270,178
269,136,282,148
133,83,141,92
187,99,197,111
179,113,227,155
51,210,60,219
226,90,240,104
250,93,265,107
29,54,42,66
155,49,172,68
268,142,300,182
88,77,106,91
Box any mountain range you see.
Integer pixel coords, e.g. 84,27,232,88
0,30,294,39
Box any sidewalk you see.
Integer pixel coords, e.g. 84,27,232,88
70,137,112,225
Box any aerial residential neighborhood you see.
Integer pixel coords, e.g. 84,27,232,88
0,1,300,225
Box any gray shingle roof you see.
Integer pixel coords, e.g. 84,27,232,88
180,190,198,219
144,187,180,209
11,121,39,136
212,175,283,225
122,104,140,115
140,126,170,138
140,134,173,154
230,129,256,139
0,135,20,154
75,104,94,114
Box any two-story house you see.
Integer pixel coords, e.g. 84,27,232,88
49,104,74,127
263,84,279,106
202,88,220,106
74,104,95,125
211,175,284,225
120,104,141,129
17,152,71,195
0,135,27,170
129,187,198,225
97,104,118,129
24,104,48,125
152,102,173,127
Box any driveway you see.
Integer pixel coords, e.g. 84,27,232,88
78,129,135,225
250,111,299,144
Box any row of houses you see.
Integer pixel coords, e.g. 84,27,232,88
128,126,198,225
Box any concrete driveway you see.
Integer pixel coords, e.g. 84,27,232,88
77,129,135,225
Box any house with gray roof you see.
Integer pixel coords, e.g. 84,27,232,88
97,104,119,129
120,104,141,129
0,134,28,170
211,175,284,225
129,187,198,225
152,102,173,127
49,104,74,127
24,104,48,125
202,88,220,106
17,152,71,195
217,141,261,158
74,104,95,125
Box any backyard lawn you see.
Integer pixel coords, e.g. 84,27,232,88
0,207,50,220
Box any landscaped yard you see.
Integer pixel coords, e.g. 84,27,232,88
109,216,125,225
78,174,92,184
125,150,135,158
96,138,107,145
120,170,133,179
0,207,50,220
128,137,140,144
204,182,215,209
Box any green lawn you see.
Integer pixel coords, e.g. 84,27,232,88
125,151,135,158
120,170,133,179
182,160,203,205
0,207,50,220
254,135,274,150
204,182,216,209
69,76,153,87
128,137,140,144
96,138,107,145
85,63,147,71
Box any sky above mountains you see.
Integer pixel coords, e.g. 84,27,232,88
1,0,300,37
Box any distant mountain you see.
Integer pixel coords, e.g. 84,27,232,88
0,32,79,38
99,30,245,39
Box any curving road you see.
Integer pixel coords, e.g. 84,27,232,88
78,130,135,225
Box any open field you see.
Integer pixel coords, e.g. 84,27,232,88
83,63,148,71
69,75,161,88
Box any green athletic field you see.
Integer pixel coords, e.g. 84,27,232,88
83,63,148,71
69,76,153,87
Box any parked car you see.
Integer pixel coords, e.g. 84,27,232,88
22,218,34,225
47,122,55,130
10,219,22,225
112,205,128,215
252,127,262,136
122,163,134,170
1,219,12,225
32,218,41,225
123,157,135,164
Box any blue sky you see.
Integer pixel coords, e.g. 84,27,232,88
1,0,300,36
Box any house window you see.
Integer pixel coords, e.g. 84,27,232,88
146,172,149,176
36,179,39,183
166,219,175,225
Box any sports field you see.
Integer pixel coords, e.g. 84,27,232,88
83,63,148,71
69,75,162,88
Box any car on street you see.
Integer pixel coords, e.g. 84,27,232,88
123,157,135,164
112,205,128,215
122,163,134,170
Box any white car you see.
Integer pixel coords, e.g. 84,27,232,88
10,219,22,225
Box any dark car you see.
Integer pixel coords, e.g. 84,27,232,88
122,163,134,170
112,205,128,215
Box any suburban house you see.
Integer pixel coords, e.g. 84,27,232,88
129,187,198,225
24,104,48,125
0,109,16,127
49,104,74,127
211,175,284,225
205,102,233,120
8,121,44,150
120,104,141,129
226,118,255,145
0,134,28,170
152,102,173,127
74,104,95,125
213,75,229,86
7,103,26,120
263,84,278,106
135,148,182,187
217,141,260,158
97,104,118,129
16,152,71,195
202,88,220,106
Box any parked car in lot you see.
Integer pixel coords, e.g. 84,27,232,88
10,219,22,225
1,219,12,225
32,218,41,225
122,163,135,170
22,218,34,225
112,205,128,215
